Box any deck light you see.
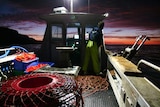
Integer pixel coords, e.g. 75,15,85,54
104,13,109,17
53,7,68,13
70,0,73,13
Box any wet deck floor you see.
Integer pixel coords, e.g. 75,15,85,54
83,86,118,107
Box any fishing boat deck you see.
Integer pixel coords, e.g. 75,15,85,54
1,52,160,107
83,86,118,107
34,65,80,76
107,54,160,107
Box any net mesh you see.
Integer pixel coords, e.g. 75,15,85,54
0,73,82,107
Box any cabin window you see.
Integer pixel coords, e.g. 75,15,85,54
67,28,78,39
66,27,79,46
51,25,62,38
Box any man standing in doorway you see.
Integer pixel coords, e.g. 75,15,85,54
82,21,104,75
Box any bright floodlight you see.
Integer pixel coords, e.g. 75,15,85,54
53,7,68,13
70,0,73,13
104,13,109,17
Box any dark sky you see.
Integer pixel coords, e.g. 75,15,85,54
0,0,160,43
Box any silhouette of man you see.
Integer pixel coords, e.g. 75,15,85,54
82,21,104,75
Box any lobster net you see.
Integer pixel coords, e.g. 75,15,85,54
0,73,82,107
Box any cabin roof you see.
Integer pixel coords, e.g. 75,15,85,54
40,12,106,26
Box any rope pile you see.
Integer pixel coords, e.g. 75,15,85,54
75,75,109,97
0,73,82,107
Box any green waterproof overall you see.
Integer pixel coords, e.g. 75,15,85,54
82,40,100,75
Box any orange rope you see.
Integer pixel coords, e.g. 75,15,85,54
75,75,109,97
15,52,36,62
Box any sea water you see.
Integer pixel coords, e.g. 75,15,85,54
105,44,160,66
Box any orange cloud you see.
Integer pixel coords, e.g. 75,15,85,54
28,34,44,41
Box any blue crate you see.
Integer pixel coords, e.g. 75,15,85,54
13,57,39,71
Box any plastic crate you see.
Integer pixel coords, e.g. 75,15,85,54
13,57,39,71
25,62,54,72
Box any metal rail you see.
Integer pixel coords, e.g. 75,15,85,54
122,35,150,60
137,59,160,72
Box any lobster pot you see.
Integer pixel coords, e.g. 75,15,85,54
0,73,82,107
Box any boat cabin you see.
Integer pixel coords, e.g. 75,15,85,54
38,11,107,67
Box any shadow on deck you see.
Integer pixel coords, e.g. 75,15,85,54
83,86,118,107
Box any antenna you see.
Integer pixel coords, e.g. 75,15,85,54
70,0,73,12
88,0,90,13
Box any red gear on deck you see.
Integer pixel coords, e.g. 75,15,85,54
15,52,36,62
0,73,82,107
